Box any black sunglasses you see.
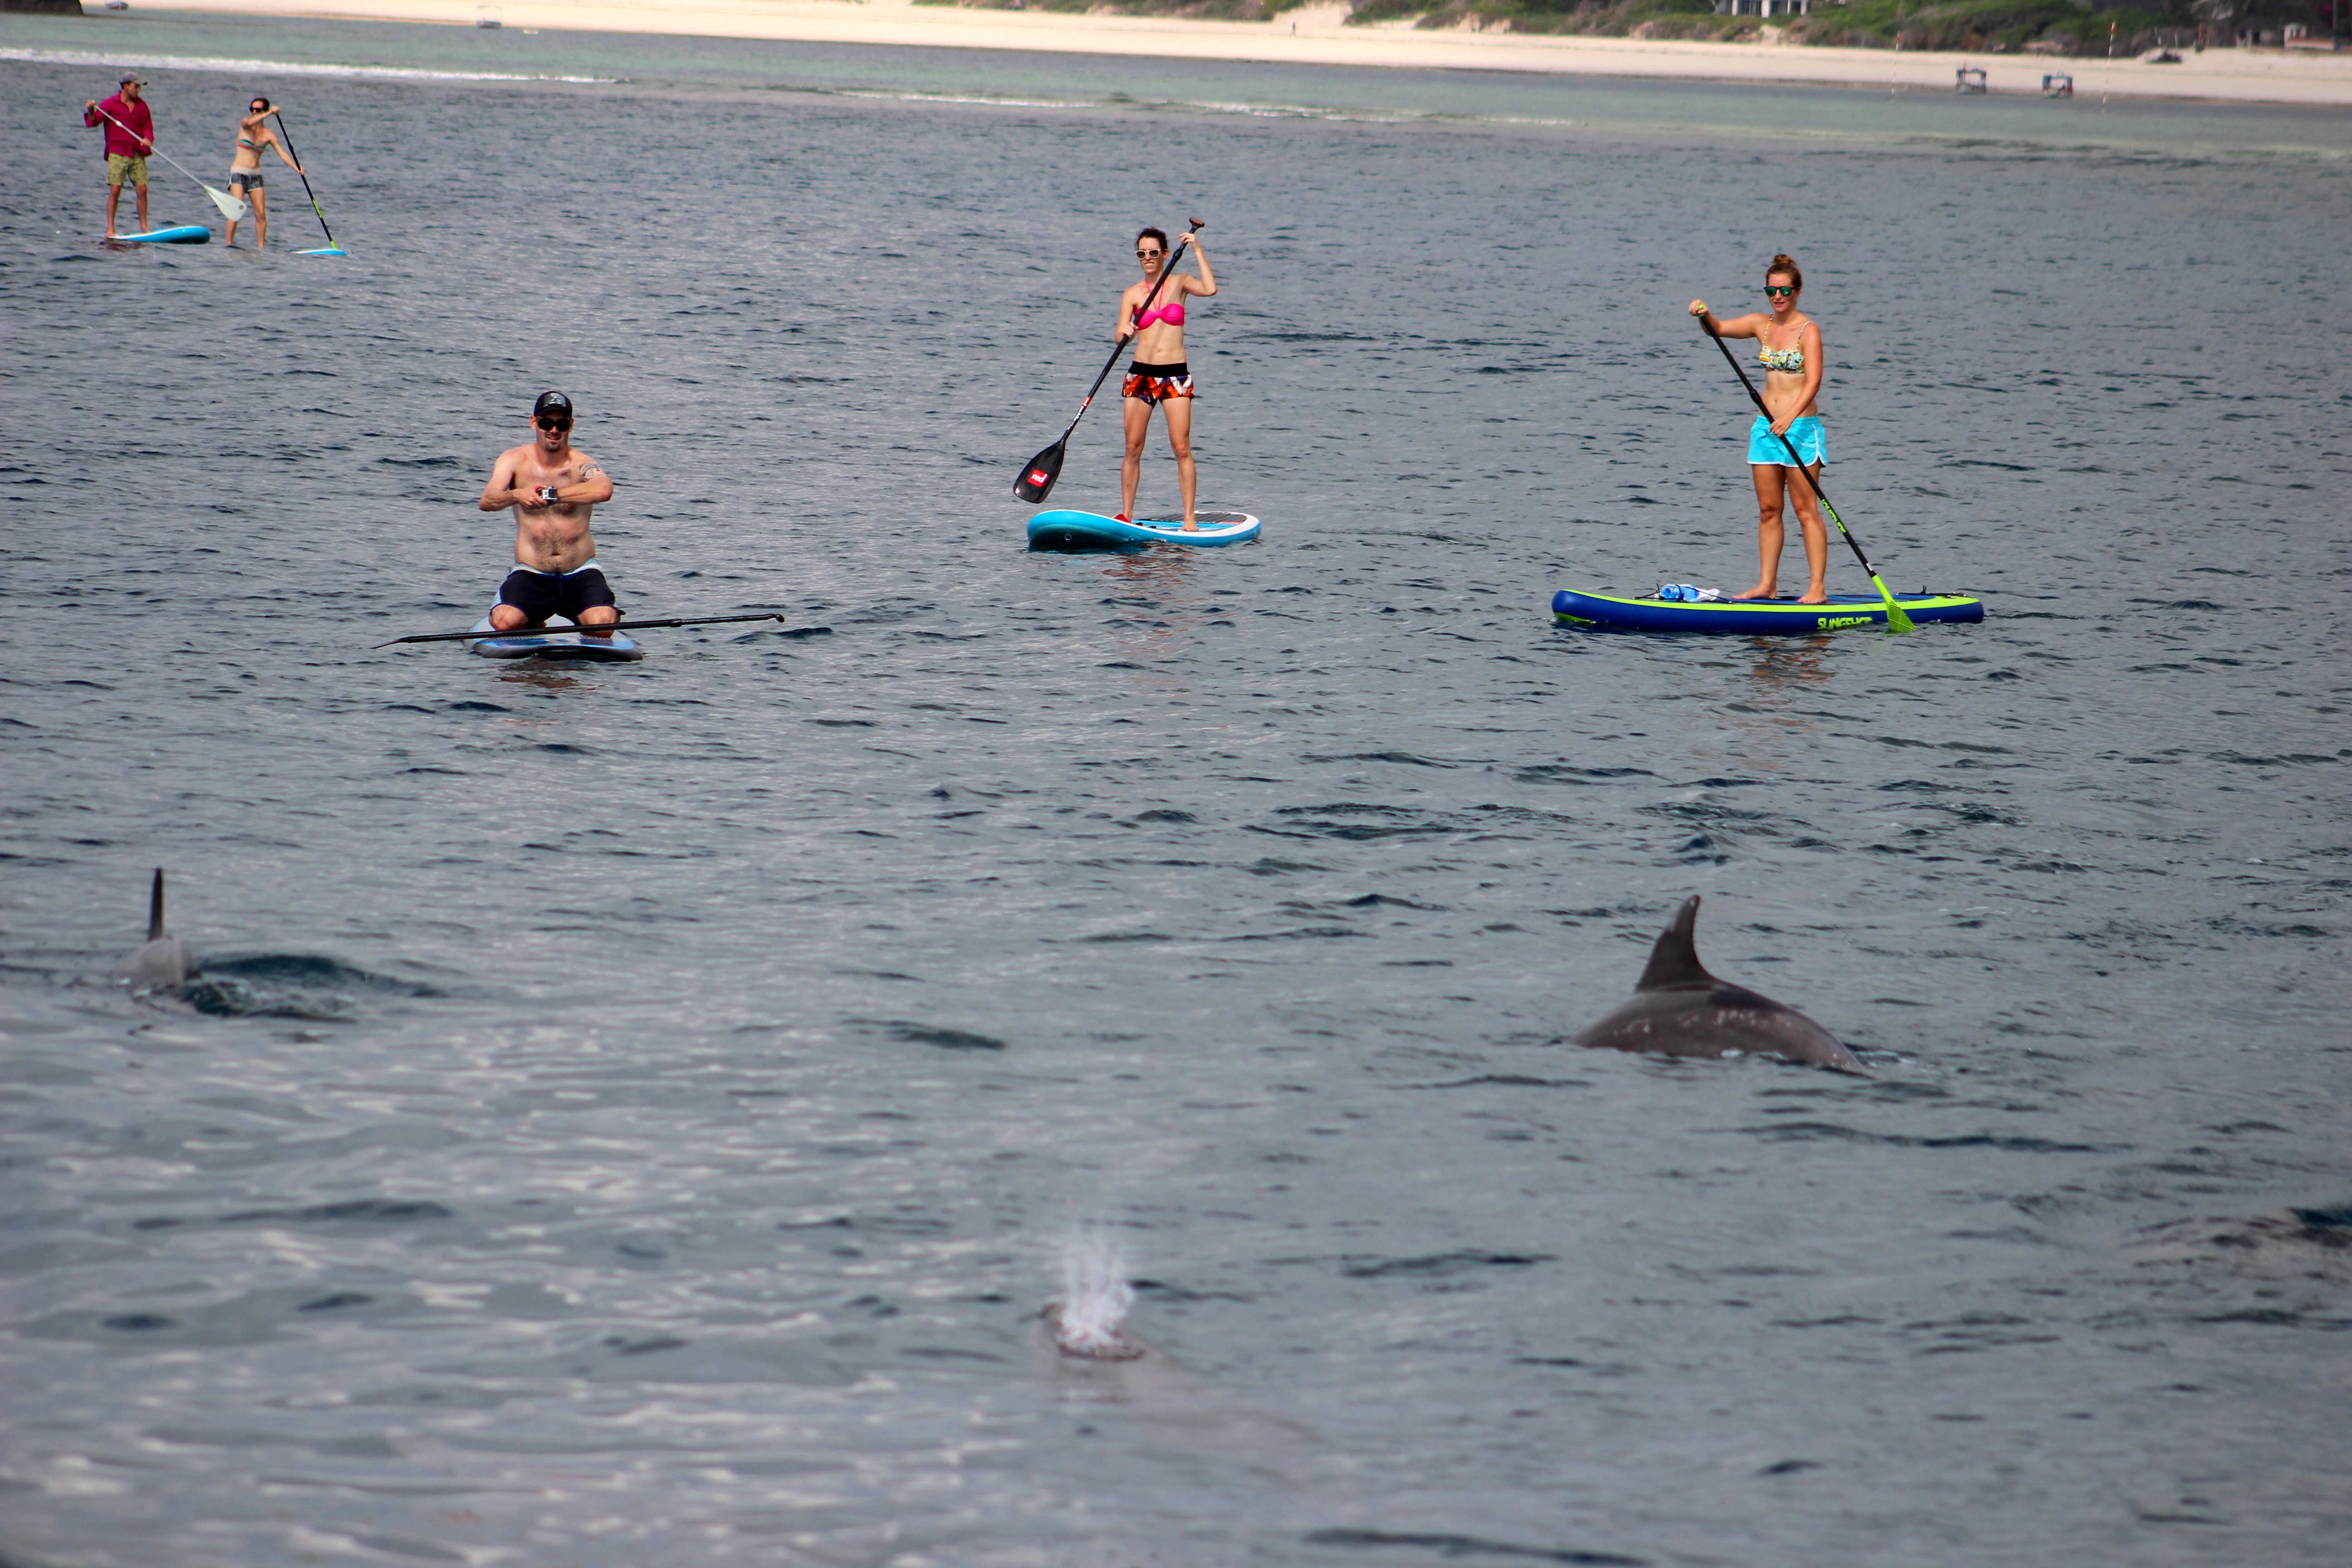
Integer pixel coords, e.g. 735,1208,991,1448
535,416,572,431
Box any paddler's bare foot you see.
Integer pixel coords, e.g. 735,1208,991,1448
1796,592,1829,605
1730,584,1779,602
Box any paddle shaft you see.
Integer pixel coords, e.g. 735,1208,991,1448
270,113,336,246
1058,222,1201,444
94,105,233,206
380,612,784,647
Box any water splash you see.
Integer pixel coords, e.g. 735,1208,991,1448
1047,1230,1142,1361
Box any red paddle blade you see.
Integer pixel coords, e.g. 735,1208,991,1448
1014,439,1066,503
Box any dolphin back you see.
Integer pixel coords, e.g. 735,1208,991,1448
114,868,193,992
114,936,193,993
1574,896,1868,1076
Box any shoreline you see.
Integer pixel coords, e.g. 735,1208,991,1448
56,0,2352,106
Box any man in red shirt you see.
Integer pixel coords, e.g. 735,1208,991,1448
83,75,155,239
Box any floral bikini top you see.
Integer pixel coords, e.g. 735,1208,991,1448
1758,321,1806,374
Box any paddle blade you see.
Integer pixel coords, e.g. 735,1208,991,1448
1872,576,1918,633
206,185,250,221
1014,439,1066,503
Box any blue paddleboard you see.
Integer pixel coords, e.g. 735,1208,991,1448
1028,510,1260,552
466,615,642,662
1551,587,1983,635
110,225,211,245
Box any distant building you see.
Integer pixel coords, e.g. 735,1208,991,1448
1714,0,1811,13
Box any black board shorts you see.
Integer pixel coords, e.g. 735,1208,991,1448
498,563,616,624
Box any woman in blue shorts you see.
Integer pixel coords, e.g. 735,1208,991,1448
1688,253,1828,603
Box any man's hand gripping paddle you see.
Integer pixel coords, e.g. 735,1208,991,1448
1695,309,1915,633
1015,218,1204,505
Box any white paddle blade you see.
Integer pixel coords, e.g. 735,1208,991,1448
206,185,250,221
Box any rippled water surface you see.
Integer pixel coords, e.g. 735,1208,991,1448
4,18,2350,1568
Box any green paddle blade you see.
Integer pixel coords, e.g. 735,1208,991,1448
1871,576,1917,633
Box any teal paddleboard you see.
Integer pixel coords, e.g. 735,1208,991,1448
1028,510,1260,551
110,225,210,245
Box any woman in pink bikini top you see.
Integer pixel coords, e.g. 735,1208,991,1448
1116,224,1217,528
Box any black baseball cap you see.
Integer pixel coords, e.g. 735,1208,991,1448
532,391,573,421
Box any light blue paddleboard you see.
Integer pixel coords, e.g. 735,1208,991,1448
297,247,348,257
1028,510,1260,552
110,225,210,245
466,615,642,662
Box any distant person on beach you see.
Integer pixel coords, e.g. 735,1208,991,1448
478,392,619,633
1117,225,1217,529
1689,254,1828,604
224,97,301,249
83,74,154,238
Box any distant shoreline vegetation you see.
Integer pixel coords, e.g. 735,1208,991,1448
911,0,2241,57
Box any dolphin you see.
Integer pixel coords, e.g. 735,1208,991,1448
1573,896,1868,1076
112,868,194,993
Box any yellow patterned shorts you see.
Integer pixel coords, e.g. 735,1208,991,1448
106,153,149,186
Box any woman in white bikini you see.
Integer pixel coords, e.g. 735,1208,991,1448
1688,254,1828,603
224,97,300,250
1116,225,1216,528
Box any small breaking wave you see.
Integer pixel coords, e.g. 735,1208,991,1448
182,953,442,1021
0,47,617,86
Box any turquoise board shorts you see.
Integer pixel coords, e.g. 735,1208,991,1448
1748,415,1826,467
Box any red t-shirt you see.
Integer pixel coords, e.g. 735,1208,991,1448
86,94,154,159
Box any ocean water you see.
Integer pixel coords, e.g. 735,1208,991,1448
3,14,2350,1567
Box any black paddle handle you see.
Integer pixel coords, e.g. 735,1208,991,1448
1059,220,1205,437
1697,313,1883,582
270,112,336,246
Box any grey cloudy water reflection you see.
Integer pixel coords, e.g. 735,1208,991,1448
2,16,2349,1567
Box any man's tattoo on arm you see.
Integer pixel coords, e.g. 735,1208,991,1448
579,462,608,481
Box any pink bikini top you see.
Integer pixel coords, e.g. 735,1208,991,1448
1134,301,1184,330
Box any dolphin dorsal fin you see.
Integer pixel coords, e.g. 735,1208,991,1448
1634,896,1715,991
147,868,167,943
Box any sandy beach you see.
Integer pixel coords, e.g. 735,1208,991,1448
78,0,2352,106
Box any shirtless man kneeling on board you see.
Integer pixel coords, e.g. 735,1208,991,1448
479,392,618,633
